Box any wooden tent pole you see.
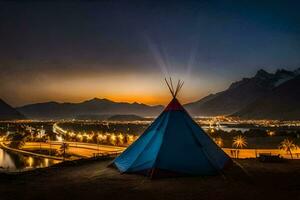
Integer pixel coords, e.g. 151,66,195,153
165,78,184,98
169,77,174,95
165,78,174,97
174,80,180,97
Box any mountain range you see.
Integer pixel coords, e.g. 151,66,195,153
1,67,300,120
17,98,163,120
185,68,300,119
233,74,300,120
0,99,25,120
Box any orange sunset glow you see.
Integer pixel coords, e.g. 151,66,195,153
0,70,226,106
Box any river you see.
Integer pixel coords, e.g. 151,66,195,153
0,148,60,172
201,125,249,133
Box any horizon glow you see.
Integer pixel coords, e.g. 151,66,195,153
1,1,300,106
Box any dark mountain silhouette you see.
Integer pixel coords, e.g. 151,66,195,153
107,114,146,121
233,75,300,120
75,114,110,120
17,98,163,120
185,68,300,116
13,68,300,120
0,99,25,120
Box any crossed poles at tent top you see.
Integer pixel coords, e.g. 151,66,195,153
165,78,184,98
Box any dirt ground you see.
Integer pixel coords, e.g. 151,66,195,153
1,158,300,200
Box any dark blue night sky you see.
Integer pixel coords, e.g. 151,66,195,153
0,0,300,106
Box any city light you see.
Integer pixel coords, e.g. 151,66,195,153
232,135,247,149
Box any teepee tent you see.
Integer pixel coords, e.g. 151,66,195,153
112,79,232,178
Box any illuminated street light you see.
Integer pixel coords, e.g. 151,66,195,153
232,135,247,149
267,131,275,136
214,137,223,147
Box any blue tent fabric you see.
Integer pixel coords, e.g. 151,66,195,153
113,98,231,177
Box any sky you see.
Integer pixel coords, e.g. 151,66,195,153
0,0,300,107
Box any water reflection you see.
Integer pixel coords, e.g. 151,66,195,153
0,149,15,169
202,125,249,133
0,148,60,172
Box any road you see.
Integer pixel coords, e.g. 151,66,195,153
21,142,300,159
22,142,125,158
223,148,300,159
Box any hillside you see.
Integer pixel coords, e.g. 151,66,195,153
0,99,25,120
17,98,163,120
233,75,300,120
185,68,300,116
107,114,146,121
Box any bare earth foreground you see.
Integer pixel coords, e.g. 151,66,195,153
1,158,300,200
